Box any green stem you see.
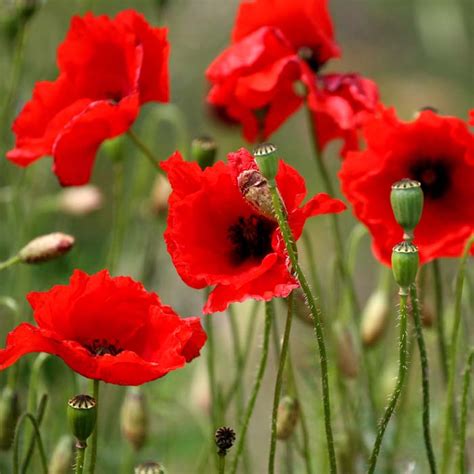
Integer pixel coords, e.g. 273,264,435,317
0,255,21,272
87,379,100,474
126,129,163,173
410,285,437,473
268,292,295,474
204,312,218,428
218,454,226,474
269,185,337,473
441,234,474,473
432,260,448,383
75,444,86,474
229,301,273,474
457,349,474,473
13,413,48,474
367,290,409,474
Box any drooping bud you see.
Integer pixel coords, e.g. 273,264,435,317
151,174,172,216
134,462,167,474
120,387,148,451
48,435,75,474
237,169,276,221
276,396,299,440
58,185,103,216
392,242,419,291
18,233,74,264
361,290,390,347
390,179,423,239
0,387,19,450
215,426,236,456
335,325,359,378
191,136,217,170
253,143,278,184
67,395,97,446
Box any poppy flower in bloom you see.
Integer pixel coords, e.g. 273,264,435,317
161,149,346,314
340,108,474,265
0,270,206,385
206,0,340,142
7,10,169,186
308,73,380,156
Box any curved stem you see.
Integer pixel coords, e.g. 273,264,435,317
269,185,337,473
126,129,164,173
268,292,295,474
229,301,273,474
367,290,409,474
13,413,48,474
0,255,21,272
441,234,474,473
432,260,448,382
87,379,100,474
410,285,437,473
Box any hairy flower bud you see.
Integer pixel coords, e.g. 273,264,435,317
390,179,423,239
67,395,97,446
18,233,74,264
58,185,103,216
276,396,299,440
335,325,359,378
120,387,148,451
0,387,19,450
191,136,217,170
215,426,236,456
392,241,419,291
135,461,167,474
151,175,172,216
361,290,390,346
48,435,74,474
253,143,278,183
237,169,276,221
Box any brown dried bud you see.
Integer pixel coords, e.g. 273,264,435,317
48,435,75,474
215,426,236,456
18,233,75,264
361,290,390,347
335,326,359,378
276,396,299,440
151,174,172,216
58,185,103,216
237,169,276,221
121,387,148,451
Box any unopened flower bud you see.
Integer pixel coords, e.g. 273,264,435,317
18,233,74,264
151,175,172,216
191,136,217,170
48,435,74,474
121,387,148,451
392,242,419,291
335,325,359,378
253,143,278,184
276,396,299,440
390,179,423,239
361,290,390,346
58,185,103,216
0,387,19,450
215,426,236,456
135,461,167,474
237,169,276,221
67,395,97,446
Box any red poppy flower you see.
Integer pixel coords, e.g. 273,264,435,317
308,73,380,156
161,149,346,314
340,108,474,265
7,10,169,186
469,109,474,126
0,270,205,385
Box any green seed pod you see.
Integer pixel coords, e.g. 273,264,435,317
48,435,75,474
0,386,20,450
390,179,423,237
191,136,217,170
120,387,148,451
253,143,279,184
391,241,419,290
67,395,97,445
276,396,300,440
134,461,167,474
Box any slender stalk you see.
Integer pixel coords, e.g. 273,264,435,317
229,301,273,474
126,129,163,173
457,349,474,473
218,455,226,474
268,292,295,473
367,290,409,474
204,312,219,429
87,379,100,474
0,255,21,272
432,260,448,382
441,234,474,473
75,443,86,474
268,185,337,473
410,284,437,473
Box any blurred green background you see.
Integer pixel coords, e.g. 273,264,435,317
0,0,472,472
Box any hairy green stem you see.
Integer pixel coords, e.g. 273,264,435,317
229,301,273,474
87,379,100,474
367,290,409,474
75,443,86,474
126,129,163,173
432,260,448,382
410,285,437,473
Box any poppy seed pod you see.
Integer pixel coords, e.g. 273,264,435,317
392,242,419,291
120,387,148,451
135,461,167,474
18,233,75,264
0,386,19,450
253,143,278,184
48,435,75,474
67,395,97,445
191,136,217,170
276,396,299,440
390,179,423,238
215,426,236,456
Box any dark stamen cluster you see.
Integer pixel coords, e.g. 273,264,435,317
215,426,236,456
410,159,450,200
298,46,322,72
84,339,123,357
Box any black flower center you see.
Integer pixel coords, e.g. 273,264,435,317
84,339,123,357
410,159,451,200
228,215,275,265
298,46,322,73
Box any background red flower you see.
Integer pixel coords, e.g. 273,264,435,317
340,108,474,265
0,270,206,385
6,10,169,186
